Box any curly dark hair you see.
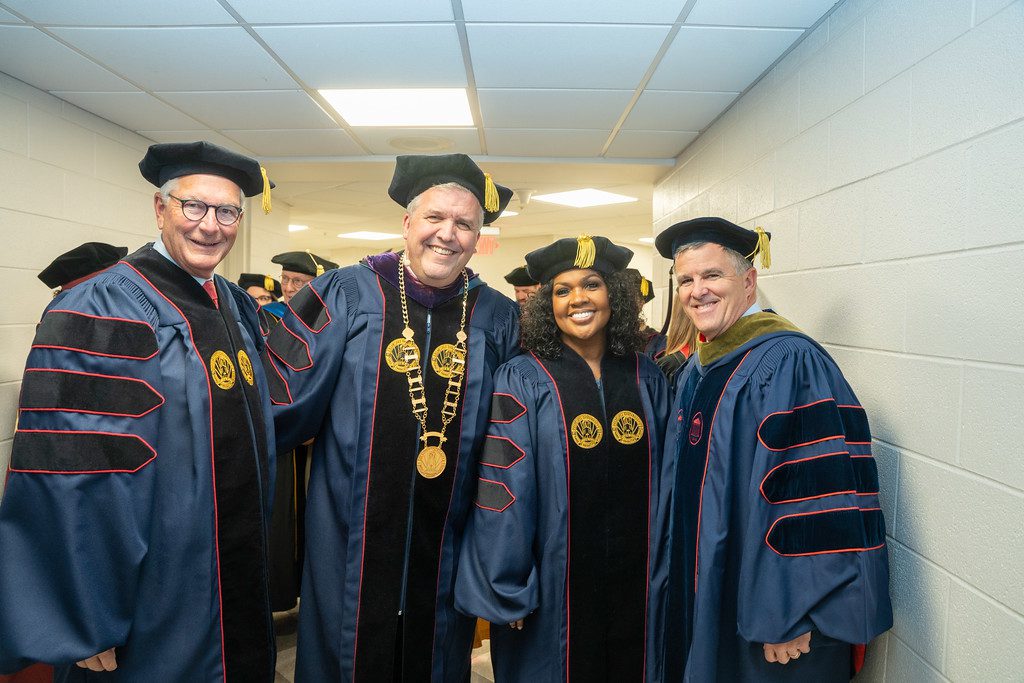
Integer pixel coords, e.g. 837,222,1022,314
520,269,645,360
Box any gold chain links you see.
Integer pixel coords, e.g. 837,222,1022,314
397,256,469,478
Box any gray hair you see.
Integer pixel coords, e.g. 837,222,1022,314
406,182,484,229
674,241,752,276
159,177,244,207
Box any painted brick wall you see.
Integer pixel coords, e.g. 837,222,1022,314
651,0,1024,680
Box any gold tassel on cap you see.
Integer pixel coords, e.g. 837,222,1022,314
640,278,650,298
260,166,272,214
745,229,770,272
307,250,324,277
483,172,499,213
264,275,274,292
573,234,596,269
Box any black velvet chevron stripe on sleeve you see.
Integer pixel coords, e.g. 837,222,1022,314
11,430,156,473
34,311,158,360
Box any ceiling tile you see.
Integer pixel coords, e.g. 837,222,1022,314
53,92,208,130
0,8,23,22
50,27,297,91
623,90,738,130
686,0,838,28
484,129,609,157
138,130,255,153
0,27,136,92
350,128,482,155
3,0,234,25
462,0,686,23
647,26,803,91
478,89,633,129
468,24,671,89
605,130,698,158
228,0,453,23
156,91,336,130
222,129,364,157
256,24,467,88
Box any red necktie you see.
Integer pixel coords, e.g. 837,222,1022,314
203,279,218,309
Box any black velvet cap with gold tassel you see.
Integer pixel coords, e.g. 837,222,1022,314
625,268,656,303
139,140,274,213
237,273,283,298
654,216,771,269
525,234,633,284
387,153,513,225
271,251,339,278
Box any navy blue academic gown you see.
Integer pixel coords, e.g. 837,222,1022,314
455,349,671,683
267,258,520,682
0,245,277,681
663,313,892,682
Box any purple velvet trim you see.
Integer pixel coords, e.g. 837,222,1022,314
363,251,478,308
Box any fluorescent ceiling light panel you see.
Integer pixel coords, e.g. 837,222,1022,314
288,224,309,232
480,226,500,236
499,210,518,218
638,237,654,244
337,231,402,241
532,189,638,208
320,89,473,126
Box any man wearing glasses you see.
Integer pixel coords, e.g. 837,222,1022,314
0,141,279,681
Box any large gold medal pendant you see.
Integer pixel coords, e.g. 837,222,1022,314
416,445,447,479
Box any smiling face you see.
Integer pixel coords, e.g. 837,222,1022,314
551,268,611,356
154,174,242,279
402,185,483,288
280,269,313,303
673,243,757,341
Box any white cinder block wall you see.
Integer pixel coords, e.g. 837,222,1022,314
651,0,1024,680
0,73,289,496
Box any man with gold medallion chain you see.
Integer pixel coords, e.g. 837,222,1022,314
265,154,518,682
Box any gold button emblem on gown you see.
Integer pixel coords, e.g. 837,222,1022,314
237,349,255,386
210,350,236,390
570,413,603,449
611,410,644,445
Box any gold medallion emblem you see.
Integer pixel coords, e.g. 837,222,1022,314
416,445,447,479
611,410,644,445
385,337,420,373
570,413,603,449
210,350,236,390
431,343,466,379
237,349,254,386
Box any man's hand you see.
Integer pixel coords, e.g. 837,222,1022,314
763,632,810,664
509,619,524,630
76,648,117,672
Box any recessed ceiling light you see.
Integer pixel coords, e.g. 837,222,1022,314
288,224,309,232
532,189,638,208
337,231,402,241
638,237,654,244
320,89,473,127
480,226,500,236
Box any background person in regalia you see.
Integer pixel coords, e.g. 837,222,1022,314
455,234,671,682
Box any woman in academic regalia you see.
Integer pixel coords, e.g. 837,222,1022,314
456,235,670,683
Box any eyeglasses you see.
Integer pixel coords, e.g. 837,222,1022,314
254,294,274,304
281,275,313,288
167,194,243,226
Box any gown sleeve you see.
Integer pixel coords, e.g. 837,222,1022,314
265,271,351,453
0,277,162,672
735,338,893,646
455,360,541,623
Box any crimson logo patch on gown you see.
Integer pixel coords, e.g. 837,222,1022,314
688,411,703,445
